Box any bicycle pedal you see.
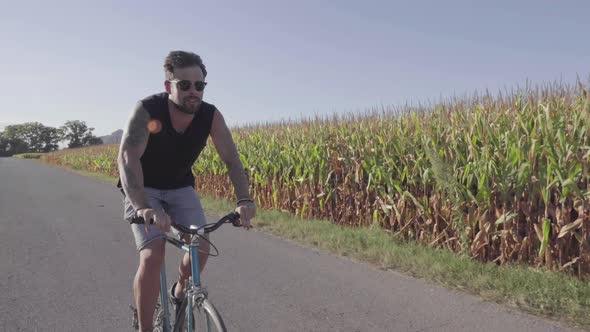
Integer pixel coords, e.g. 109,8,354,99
129,305,139,330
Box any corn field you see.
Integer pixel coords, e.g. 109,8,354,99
42,144,119,177
41,82,590,279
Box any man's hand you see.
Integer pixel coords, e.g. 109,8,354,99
136,208,172,233
235,201,256,229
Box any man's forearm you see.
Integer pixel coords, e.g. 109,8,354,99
118,157,150,210
227,161,251,200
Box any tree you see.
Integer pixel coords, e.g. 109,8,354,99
60,120,103,148
0,132,28,157
2,122,61,153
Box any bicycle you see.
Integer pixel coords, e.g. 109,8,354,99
129,211,241,332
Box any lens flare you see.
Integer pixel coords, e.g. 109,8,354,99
147,119,162,134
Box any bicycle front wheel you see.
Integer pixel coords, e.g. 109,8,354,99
184,297,227,332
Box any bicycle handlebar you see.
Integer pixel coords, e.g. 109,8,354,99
129,211,242,235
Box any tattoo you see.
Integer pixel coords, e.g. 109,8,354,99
117,102,150,210
123,164,141,190
227,160,251,200
124,103,150,147
211,109,251,201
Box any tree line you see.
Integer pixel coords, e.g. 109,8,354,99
0,120,103,157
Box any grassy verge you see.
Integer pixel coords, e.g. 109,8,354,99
200,195,590,329
13,153,43,159
42,163,590,330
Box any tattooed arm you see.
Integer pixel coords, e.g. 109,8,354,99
117,102,151,211
210,108,256,228
210,109,251,201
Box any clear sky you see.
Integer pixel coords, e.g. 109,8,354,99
1,0,588,136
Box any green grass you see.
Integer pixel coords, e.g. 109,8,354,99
199,195,590,329
13,153,43,159
41,164,590,330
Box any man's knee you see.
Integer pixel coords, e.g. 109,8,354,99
139,238,165,272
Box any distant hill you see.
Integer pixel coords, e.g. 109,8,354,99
99,129,123,144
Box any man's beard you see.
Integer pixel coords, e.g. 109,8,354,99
172,98,201,115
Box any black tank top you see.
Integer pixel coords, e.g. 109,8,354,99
117,92,216,191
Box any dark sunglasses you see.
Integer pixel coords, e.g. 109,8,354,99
168,79,207,92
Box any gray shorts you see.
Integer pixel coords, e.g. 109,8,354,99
123,186,207,251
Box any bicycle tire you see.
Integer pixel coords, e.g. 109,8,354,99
196,298,227,332
174,297,226,332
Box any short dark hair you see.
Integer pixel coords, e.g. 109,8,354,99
164,51,207,79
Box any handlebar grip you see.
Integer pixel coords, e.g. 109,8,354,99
229,212,241,227
129,215,154,225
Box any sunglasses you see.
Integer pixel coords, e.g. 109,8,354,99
168,79,207,92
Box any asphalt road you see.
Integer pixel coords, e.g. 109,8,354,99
0,157,586,331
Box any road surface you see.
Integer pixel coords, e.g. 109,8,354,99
0,157,585,331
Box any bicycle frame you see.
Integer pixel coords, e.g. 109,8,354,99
158,233,205,332
129,211,239,331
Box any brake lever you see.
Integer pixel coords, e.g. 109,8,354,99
230,212,242,227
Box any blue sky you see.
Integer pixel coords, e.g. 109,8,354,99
0,0,588,136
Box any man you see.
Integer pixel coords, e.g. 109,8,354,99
117,50,256,331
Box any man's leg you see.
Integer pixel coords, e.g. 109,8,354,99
174,236,210,299
163,186,210,300
124,187,167,331
135,238,165,331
